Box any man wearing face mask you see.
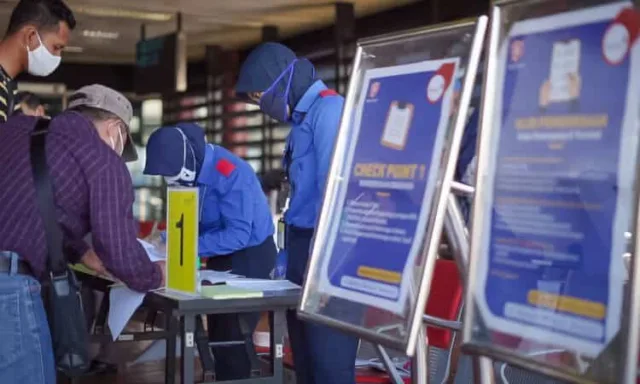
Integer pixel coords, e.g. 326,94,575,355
0,84,164,383
143,122,276,380
0,0,74,123
235,42,358,384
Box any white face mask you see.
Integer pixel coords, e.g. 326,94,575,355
108,126,125,156
164,128,196,186
26,32,61,77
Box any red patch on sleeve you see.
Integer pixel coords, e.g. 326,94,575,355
319,89,339,98
216,159,236,177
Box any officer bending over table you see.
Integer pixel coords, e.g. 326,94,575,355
0,84,165,384
143,122,277,381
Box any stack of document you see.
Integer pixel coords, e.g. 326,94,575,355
201,285,264,299
225,278,300,291
199,270,241,285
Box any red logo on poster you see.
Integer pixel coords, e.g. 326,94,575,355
602,7,640,65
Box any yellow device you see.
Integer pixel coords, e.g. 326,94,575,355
166,187,199,293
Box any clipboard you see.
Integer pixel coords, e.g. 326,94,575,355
380,101,415,150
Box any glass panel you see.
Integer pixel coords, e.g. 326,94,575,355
465,1,637,382
300,19,485,353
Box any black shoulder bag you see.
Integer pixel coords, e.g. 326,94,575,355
30,118,90,376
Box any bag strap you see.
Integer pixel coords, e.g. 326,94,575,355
30,118,67,276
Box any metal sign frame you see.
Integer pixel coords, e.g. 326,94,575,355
462,1,640,383
298,16,488,356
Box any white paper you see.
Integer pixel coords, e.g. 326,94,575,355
107,286,145,341
549,39,581,102
108,239,165,340
226,278,300,292
199,270,242,285
381,102,413,149
137,239,166,262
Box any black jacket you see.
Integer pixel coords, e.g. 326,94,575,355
0,66,16,122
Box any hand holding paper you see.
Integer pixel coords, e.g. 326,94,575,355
80,248,109,277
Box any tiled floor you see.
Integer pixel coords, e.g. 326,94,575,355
67,339,200,384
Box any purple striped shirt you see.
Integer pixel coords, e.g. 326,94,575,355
0,112,162,292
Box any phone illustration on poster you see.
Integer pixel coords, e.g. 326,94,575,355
317,58,459,315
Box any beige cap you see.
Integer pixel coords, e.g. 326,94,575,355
68,84,138,162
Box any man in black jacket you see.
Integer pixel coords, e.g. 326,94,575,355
0,0,75,122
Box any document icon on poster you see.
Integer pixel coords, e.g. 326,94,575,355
380,101,414,150
549,39,581,102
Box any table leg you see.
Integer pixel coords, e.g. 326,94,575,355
181,314,196,384
270,310,286,383
165,311,177,384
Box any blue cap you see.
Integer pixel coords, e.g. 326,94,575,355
143,127,184,176
235,42,297,94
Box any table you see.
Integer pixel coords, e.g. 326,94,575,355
76,271,300,384
149,288,299,384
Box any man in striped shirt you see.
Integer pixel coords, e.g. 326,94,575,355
0,84,164,383
0,0,75,122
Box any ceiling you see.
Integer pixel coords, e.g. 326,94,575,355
0,0,418,64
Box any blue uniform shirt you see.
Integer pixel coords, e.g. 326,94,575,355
196,144,275,256
283,80,343,229
455,107,479,181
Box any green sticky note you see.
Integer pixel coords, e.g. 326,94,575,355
201,285,264,300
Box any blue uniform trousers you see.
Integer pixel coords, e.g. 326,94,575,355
285,226,359,384
206,237,277,380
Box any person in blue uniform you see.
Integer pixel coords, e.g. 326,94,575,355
235,42,359,384
451,77,480,223
143,122,276,380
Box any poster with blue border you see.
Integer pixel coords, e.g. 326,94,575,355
317,58,459,315
475,1,640,357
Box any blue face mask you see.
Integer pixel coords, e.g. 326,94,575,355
259,60,298,123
